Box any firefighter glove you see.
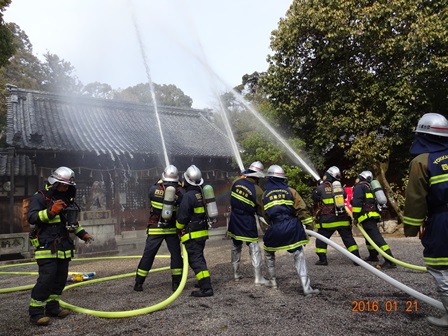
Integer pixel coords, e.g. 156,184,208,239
50,200,66,216
83,233,94,244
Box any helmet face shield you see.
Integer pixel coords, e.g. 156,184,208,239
184,165,204,186
266,165,286,179
48,166,76,186
162,164,179,182
416,113,448,137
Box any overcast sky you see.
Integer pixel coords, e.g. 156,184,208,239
4,0,292,109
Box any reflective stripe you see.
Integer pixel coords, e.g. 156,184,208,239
264,199,294,211
226,232,258,243
151,200,163,210
322,198,335,204
195,270,210,281
231,191,255,207
424,257,448,267
147,228,177,235
176,222,185,230
351,206,362,214
194,207,205,214
30,298,46,307
358,212,380,223
35,249,74,259
429,173,448,186
46,294,60,302
347,245,359,253
180,230,208,242
403,216,424,226
302,217,313,225
171,268,182,276
365,193,374,199
316,248,327,254
137,268,149,277
317,221,350,228
263,238,309,252
38,209,60,223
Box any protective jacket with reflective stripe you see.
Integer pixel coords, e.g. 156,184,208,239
351,181,381,223
176,185,208,243
147,180,184,235
27,183,88,259
227,176,264,242
312,181,351,229
404,152,448,266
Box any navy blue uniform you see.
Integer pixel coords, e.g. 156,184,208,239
135,180,184,290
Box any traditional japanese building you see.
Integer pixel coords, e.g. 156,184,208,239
1,85,237,244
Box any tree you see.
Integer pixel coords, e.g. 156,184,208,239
41,52,82,94
115,83,193,108
261,0,448,218
0,0,15,68
81,82,114,99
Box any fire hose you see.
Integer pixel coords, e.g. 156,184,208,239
305,229,444,311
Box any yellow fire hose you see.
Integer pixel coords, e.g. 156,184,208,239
344,206,427,272
0,245,189,318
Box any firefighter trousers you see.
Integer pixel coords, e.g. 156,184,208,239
184,238,212,290
362,218,391,257
29,258,70,318
136,234,183,284
316,226,359,256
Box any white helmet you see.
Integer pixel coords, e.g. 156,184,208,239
325,166,341,180
48,166,76,186
162,164,179,182
184,165,204,186
266,165,286,179
359,170,373,182
244,161,265,178
415,113,448,137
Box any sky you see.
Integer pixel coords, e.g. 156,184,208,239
3,0,293,109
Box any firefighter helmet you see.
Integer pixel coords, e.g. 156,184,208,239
325,166,341,181
415,113,448,137
244,161,265,178
184,165,204,186
162,165,179,182
266,165,286,179
359,170,373,182
48,166,76,186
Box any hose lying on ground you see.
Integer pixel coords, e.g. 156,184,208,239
305,229,444,311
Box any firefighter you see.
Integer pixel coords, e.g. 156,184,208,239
351,170,396,269
134,165,184,292
27,166,94,326
312,166,361,266
262,165,319,296
176,165,213,297
403,113,448,328
227,161,268,286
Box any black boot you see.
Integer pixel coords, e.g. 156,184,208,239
134,282,143,291
363,251,379,262
380,250,397,269
315,254,328,266
352,250,361,266
172,282,180,292
191,288,214,297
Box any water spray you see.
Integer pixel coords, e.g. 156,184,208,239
129,2,170,167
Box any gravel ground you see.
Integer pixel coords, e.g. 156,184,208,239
0,234,446,336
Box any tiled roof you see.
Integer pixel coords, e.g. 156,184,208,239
0,153,36,176
6,86,233,159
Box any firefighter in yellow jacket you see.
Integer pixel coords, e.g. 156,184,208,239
403,113,448,328
27,167,93,326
